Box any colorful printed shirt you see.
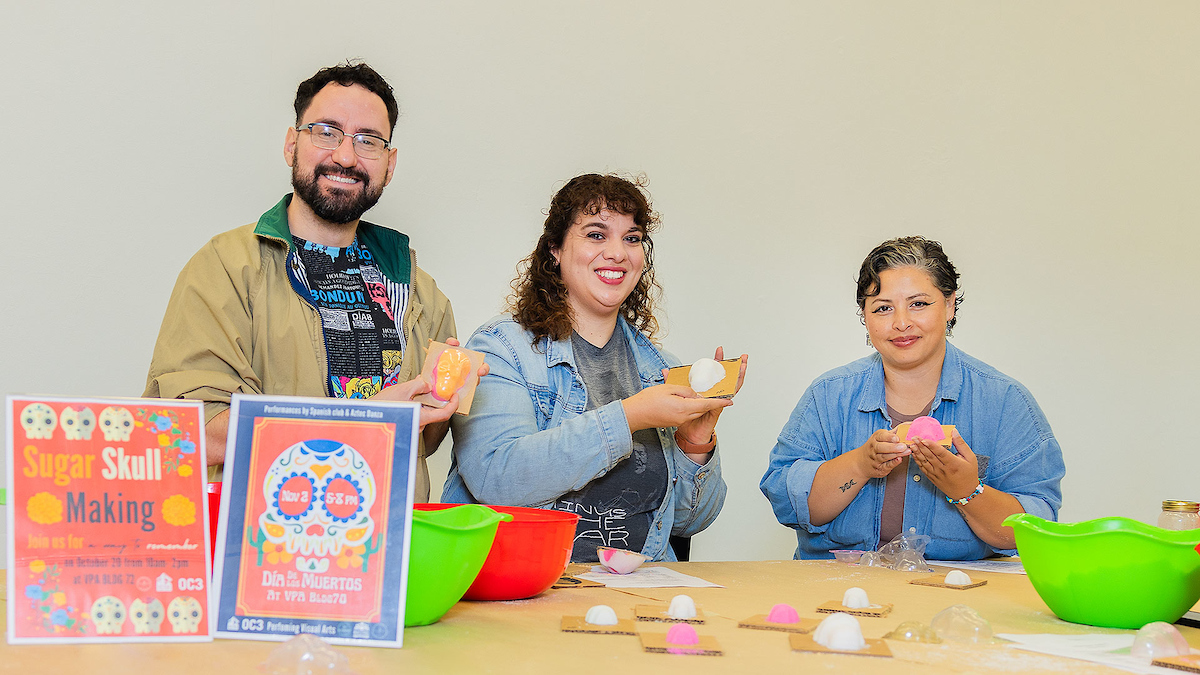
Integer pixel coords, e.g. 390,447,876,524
291,236,408,398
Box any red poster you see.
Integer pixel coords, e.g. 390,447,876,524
6,396,210,644
234,418,394,623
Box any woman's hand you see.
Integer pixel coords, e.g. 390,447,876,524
674,346,749,443
853,428,911,478
909,431,980,500
622,384,731,433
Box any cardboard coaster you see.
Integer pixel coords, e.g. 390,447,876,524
412,340,486,414
635,604,706,624
639,632,723,656
909,575,988,590
738,615,820,634
665,358,741,398
789,632,893,658
551,574,605,589
1153,654,1200,673
894,422,956,447
816,601,892,618
561,616,638,636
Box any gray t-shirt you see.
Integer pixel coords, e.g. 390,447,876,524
553,328,668,562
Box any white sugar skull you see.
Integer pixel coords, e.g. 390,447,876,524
20,403,57,440
98,406,134,442
90,596,127,634
258,439,377,573
167,596,203,633
60,405,96,441
130,598,165,633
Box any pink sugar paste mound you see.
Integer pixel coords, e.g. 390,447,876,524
766,603,800,624
907,416,945,442
666,623,700,645
597,547,647,575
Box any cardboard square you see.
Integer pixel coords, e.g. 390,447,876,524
665,358,741,398
816,601,892,618
789,632,893,658
639,631,723,656
411,340,486,415
894,422,955,447
635,604,706,624
560,616,638,635
551,574,605,590
909,575,988,590
1153,654,1200,673
738,615,820,634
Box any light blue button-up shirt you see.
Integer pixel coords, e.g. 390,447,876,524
443,315,727,561
760,342,1064,560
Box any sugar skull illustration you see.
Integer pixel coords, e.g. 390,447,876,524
90,596,127,634
60,405,96,441
167,596,203,633
98,406,134,442
258,439,377,573
130,598,165,633
20,403,57,440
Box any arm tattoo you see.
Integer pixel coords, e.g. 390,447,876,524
838,479,856,492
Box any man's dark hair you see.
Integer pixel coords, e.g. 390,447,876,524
294,61,399,136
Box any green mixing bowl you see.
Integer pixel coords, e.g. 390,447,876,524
405,504,512,626
1004,513,1200,629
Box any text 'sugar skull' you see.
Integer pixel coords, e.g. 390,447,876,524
258,439,376,573
61,405,96,441
20,403,57,440
98,406,134,442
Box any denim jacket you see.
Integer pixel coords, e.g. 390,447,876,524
760,342,1064,560
442,315,727,561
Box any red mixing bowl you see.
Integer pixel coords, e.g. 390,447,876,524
415,504,579,600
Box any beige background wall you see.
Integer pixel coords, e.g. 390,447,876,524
2,2,1198,564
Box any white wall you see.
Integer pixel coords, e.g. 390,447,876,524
3,2,1198,564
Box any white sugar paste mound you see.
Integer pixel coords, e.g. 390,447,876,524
688,358,725,393
667,594,697,620
842,587,870,609
584,605,618,626
814,612,866,651
1131,621,1190,662
945,570,972,586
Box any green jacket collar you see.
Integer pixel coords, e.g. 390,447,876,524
254,194,412,284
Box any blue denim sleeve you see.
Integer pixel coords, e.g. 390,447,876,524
449,326,634,507
760,386,832,535
670,442,727,537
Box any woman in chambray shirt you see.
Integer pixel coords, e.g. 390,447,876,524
443,174,746,562
761,236,1064,560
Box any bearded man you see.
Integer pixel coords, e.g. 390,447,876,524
144,62,462,500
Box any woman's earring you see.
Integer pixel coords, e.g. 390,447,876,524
866,332,873,347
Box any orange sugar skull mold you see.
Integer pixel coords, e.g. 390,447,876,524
433,348,473,401
412,340,487,415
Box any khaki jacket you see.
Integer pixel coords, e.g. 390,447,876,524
144,196,456,500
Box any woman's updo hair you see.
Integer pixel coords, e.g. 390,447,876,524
508,173,662,343
856,236,963,331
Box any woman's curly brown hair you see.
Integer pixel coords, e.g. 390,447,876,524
508,173,662,344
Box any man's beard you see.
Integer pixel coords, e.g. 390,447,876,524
292,160,384,225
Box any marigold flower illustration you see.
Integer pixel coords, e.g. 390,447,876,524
335,544,367,570
157,433,170,446
263,541,293,565
178,464,193,478
30,560,46,574
53,592,67,606
161,494,197,526
27,493,63,525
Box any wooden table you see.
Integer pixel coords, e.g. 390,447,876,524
2,561,1194,674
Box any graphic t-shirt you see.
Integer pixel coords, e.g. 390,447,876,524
292,236,405,398
552,328,668,562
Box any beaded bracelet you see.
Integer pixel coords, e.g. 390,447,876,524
946,483,985,506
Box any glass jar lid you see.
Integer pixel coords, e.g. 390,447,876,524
1162,500,1200,512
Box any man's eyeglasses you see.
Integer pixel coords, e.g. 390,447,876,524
296,123,391,160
